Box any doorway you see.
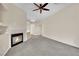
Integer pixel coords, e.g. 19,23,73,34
27,21,42,39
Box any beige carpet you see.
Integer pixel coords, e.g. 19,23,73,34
5,35,79,56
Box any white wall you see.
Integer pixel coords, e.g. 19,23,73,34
0,4,27,55
30,23,42,35
42,4,79,48
27,21,31,32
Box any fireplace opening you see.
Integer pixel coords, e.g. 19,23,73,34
11,33,23,47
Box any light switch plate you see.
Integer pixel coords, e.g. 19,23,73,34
0,23,7,35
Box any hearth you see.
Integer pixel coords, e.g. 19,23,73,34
11,33,23,47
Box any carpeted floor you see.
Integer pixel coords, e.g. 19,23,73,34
5,35,79,56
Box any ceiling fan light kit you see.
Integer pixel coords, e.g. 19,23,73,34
33,3,50,14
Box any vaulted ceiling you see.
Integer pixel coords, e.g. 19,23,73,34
14,3,70,22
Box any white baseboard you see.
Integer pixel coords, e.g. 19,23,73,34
3,47,10,56
42,34,79,49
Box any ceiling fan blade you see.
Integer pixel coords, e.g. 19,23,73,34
43,8,50,11
42,3,48,8
40,9,42,13
33,3,40,7
33,9,39,11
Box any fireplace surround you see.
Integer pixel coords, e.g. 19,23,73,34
11,33,23,47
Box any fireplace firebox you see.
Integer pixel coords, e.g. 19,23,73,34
11,33,23,47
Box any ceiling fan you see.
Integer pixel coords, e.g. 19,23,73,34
33,3,50,14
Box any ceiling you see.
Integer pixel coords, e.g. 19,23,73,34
14,3,70,22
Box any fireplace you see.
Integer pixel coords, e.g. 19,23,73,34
11,33,23,47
